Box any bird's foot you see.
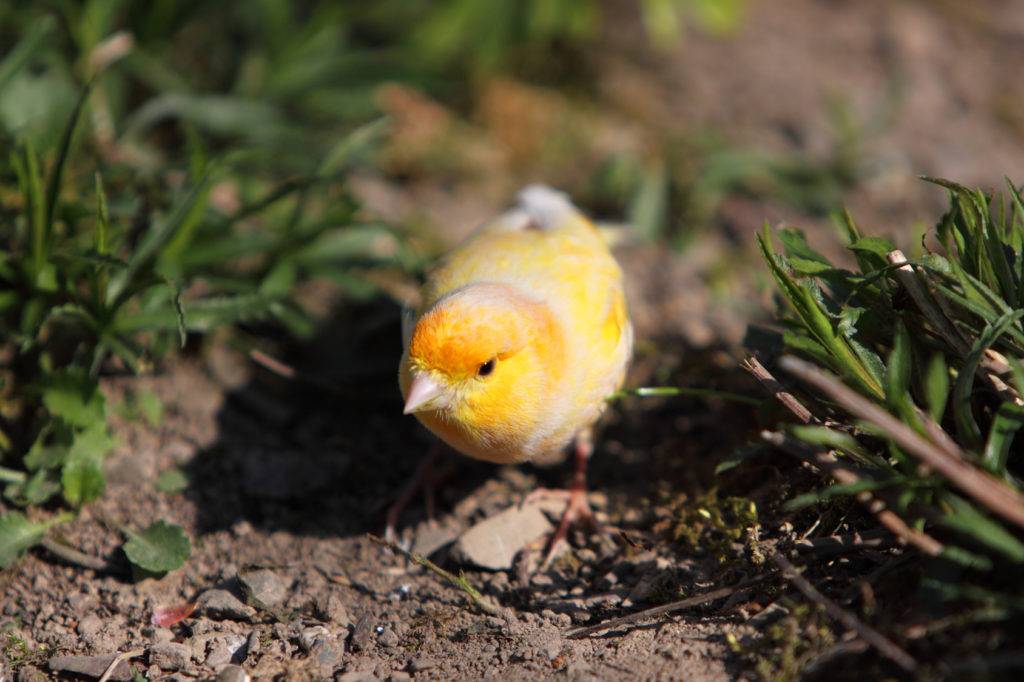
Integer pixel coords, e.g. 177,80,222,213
523,486,603,570
384,442,445,544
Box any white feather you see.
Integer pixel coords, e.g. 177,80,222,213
516,184,577,230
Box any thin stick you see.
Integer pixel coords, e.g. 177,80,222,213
367,534,502,617
743,356,820,425
888,250,1022,406
97,649,145,682
887,250,970,356
761,431,944,557
780,355,1024,531
773,552,918,672
565,574,773,639
249,349,350,396
40,537,113,572
793,528,896,558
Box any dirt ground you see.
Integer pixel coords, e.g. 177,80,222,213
4,1,1024,680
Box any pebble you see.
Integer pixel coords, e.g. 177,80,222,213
315,591,351,628
205,642,234,669
308,636,347,678
411,520,461,558
299,625,330,652
196,589,257,621
16,665,48,682
450,499,564,570
149,641,192,670
350,612,376,652
48,654,134,681
76,614,103,638
377,627,400,648
388,672,412,682
216,664,251,682
238,566,289,609
337,671,380,682
408,656,438,672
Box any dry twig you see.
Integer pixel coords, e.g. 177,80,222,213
565,574,773,639
761,431,944,556
780,355,1024,531
773,552,918,672
743,356,820,425
40,537,115,573
97,649,145,682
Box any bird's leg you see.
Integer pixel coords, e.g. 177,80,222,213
385,441,443,543
539,430,600,570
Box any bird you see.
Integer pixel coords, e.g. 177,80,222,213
398,184,633,566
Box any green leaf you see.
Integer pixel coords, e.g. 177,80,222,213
0,512,68,568
628,157,669,242
153,468,189,495
61,421,115,507
886,321,912,415
41,369,105,428
44,82,93,235
122,520,191,573
12,138,47,280
923,353,950,422
777,228,832,265
939,493,1024,563
983,402,1024,476
952,311,1024,448
108,169,216,304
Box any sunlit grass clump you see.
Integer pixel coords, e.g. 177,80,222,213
754,177,1024,617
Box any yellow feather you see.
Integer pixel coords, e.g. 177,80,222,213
399,185,632,465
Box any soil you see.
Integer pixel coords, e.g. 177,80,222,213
4,1,1024,681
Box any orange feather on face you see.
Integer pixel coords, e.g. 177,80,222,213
399,184,633,470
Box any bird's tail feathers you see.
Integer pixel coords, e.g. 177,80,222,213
516,184,579,230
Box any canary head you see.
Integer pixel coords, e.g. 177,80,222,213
400,282,565,463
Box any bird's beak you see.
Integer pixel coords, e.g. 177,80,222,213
403,374,447,414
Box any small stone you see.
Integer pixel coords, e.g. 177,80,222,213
246,630,261,657
299,625,330,652
196,589,256,621
309,636,347,678
238,566,289,609
336,671,379,682
149,642,192,670
485,616,506,630
16,665,48,682
377,627,400,648
411,519,461,557
216,664,251,682
350,612,376,652
388,672,412,682
48,654,134,681
205,644,233,669
315,591,351,628
408,657,438,672
450,499,564,570
76,614,103,638
540,610,572,627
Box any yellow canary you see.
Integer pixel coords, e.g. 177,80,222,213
399,184,632,559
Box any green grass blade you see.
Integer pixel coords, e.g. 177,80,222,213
109,169,215,304
982,402,1024,476
44,81,93,235
12,139,47,282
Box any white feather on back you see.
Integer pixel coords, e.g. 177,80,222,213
516,184,576,230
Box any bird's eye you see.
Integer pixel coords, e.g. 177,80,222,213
477,359,496,377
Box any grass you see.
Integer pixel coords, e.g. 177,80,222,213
746,177,1024,675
